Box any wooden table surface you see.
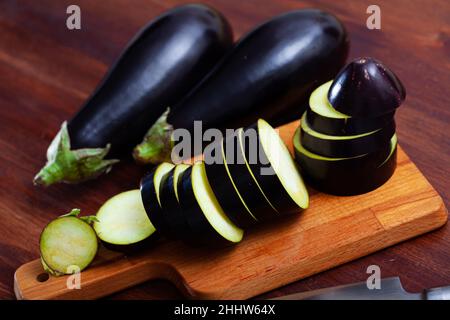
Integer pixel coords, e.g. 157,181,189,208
0,0,448,300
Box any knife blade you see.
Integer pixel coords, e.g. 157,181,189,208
272,277,450,300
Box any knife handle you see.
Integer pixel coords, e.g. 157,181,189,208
425,286,450,300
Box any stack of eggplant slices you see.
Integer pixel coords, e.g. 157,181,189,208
294,57,406,196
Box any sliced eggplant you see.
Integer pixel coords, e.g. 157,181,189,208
328,57,406,118
294,128,397,196
307,81,395,135
93,190,157,253
178,162,244,246
173,164,191,202
140,162,174,235
300,112,396,158
222,129,279,221
40,209,98,275
204,139,258,228
158,164,191,239
243,119,309,214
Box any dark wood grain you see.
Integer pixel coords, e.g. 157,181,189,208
0,0,448,300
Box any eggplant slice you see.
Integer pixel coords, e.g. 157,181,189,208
140,162,174,235
94,190,157,252
179,162,244,246
174,164,191,202
205,140,259,228
307,81,395,135
159,164,192,239
300,112,395,158
223,129,279,221
243,119,309,214
294,128,397,196
40,209,98,275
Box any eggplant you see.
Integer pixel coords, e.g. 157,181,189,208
294,128,397,196
327,57,406,118
222,129,279,221
178,163,244,246
34,4,233,186
140,162,174,236
158,164,191,239
134,9,349,164
307,81,395,135
93,190,157,253
204,133,262,228
40,209,98,275
243,119,309,214
300,112,396,158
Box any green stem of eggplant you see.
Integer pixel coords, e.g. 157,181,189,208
133,108,174,165
33,122,119,186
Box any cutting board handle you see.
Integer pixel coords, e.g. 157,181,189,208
14,247,190,300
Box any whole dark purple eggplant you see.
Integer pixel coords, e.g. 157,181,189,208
134,9,349,164
34,4,233,186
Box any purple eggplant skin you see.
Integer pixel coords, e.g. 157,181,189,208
177,167,233,247
328,57,406,118
100,234,160,254
140,168,171,236
168,9,349,135
68,4,233,158
294,129,398,196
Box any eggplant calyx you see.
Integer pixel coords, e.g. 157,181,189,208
33,122,119,187
59,208,82,218
133,108,174,165
60,208,99,224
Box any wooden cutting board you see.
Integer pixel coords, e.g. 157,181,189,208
13,121,447,300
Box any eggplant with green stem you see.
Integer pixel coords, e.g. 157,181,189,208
134,9,349,164
34,4,233,186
